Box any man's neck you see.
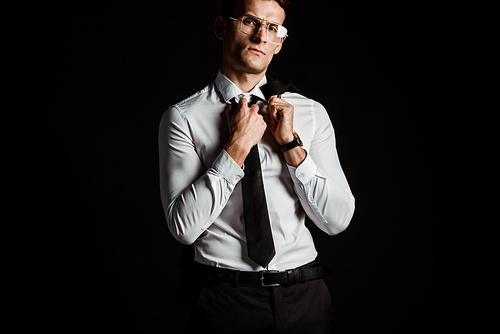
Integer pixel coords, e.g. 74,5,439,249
220,67,267,93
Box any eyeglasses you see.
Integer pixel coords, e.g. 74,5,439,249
228,15,288,45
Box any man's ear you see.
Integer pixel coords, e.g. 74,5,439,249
274,42,283,55
214,16,226,40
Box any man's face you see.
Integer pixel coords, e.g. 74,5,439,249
221,0,286,76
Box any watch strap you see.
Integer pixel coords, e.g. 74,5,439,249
278,132,303,152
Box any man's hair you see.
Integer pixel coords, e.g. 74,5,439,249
222,0,290,19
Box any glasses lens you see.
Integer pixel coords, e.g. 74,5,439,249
239,16,287,45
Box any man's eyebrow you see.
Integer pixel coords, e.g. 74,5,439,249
241,13,282,25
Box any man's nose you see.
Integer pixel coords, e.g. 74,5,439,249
252,24,267,43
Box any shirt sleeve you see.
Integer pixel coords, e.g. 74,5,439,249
158,106,244,245
287,101,355,235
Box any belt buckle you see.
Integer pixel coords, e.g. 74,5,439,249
258,270,280,287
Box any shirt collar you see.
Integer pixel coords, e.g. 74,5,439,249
215,69,267,103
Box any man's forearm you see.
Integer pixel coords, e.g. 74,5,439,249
164,150,244,245
283,146,307,167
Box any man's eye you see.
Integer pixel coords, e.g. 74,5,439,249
243,18,258,26
268,24,278,33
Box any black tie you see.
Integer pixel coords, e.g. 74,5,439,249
231,96,275,268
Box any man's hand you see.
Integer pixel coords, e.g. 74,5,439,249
268,95,306,167
224,97,267,168
268,95,295,145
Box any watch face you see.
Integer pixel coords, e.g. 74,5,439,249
294,132,303,146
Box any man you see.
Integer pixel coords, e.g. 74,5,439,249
159,0,355,333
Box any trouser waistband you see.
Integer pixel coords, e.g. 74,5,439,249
194,261,330,287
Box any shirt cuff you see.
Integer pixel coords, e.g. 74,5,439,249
212,150,245,185
287,152,318,184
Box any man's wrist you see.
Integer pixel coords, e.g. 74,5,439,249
225,139,252,168
277,133,295,146
278,132,303,152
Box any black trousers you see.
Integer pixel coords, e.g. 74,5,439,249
185,279,333,334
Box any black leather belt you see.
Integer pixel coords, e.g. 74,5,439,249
196,262,330,287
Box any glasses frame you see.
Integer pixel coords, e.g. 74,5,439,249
228,15,288,45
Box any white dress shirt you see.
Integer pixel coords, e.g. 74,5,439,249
159,70,355,271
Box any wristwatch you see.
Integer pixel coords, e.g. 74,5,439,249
278,132,303,152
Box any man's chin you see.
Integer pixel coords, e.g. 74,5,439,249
237,59,269,75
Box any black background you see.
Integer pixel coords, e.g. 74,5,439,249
7,1,451,333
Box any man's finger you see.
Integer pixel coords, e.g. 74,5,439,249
249,103,261,113
268,94,285,104
268,104,279,122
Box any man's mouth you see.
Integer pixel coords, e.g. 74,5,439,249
248,47,265,56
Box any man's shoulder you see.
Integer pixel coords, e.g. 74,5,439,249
171,82,216,111
283,91,324,110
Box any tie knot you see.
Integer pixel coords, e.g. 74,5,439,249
239,94,254,103
230,95,259,108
